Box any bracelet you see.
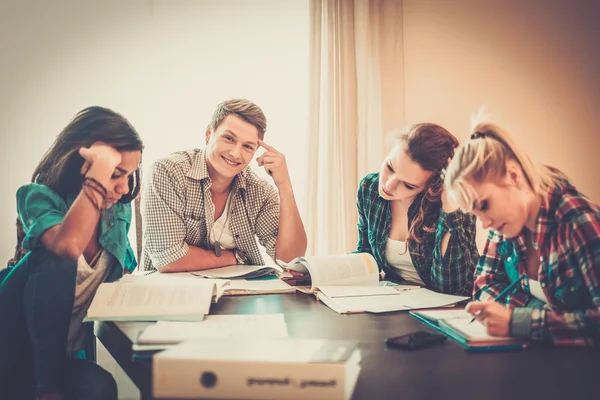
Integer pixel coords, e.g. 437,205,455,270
82,186,102,212
83,177,108,197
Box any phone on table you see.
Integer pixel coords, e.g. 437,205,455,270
385,331,447,350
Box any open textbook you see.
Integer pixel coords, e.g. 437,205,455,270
285,253,381,291
410,309,526,351
86,278,229,322
285,253,467,313
191,264,285,279
137,271,296,295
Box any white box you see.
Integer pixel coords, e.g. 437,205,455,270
153,338,361,399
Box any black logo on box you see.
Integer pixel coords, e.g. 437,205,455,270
200,371,218,388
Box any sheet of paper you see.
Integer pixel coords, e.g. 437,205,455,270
137,314,289,344
415,309,472,321
317,288,468,314
317,285,419,298
224,279,295,294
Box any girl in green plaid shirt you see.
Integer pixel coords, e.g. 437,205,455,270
445,121,600,346
356,123,479,296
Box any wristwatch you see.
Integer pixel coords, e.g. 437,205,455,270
233,249,248,265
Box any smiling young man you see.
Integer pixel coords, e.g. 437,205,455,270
141,99,307,272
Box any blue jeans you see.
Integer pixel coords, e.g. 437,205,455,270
0,248,117,399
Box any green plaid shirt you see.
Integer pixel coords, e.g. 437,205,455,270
355,173,479,295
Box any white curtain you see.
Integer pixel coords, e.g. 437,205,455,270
306,0,405,255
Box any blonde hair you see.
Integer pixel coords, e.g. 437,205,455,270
209,98,267,140
444,120,561,211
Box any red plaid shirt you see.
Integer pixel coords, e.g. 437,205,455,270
474,179,600,346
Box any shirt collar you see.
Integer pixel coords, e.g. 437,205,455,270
528,182,565,249
186,149,248,192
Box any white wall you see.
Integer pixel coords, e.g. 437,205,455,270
0,0,309,266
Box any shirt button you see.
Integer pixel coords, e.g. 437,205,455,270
507,257,512,262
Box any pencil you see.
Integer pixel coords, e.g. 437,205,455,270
469,275,524,323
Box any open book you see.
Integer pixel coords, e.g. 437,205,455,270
285,253,381,291
191,264,285,279
86,278,229,322
136,271,296,295
285,253,467,313
410,309,526,351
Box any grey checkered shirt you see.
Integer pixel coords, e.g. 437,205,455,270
141,149,279,271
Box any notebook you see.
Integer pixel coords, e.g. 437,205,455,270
410,309,526,351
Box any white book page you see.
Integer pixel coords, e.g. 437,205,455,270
414,309,473,321
317,285,419,298
317,285,396,298
318,288,467,314
288,253,379,289
87,280,215,320
389,289,469,309
324,295,411,314
138,314,289,344
225,279,295,293
441,317,513,341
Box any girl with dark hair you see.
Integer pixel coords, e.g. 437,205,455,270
0,106,143,399
355,123,478,295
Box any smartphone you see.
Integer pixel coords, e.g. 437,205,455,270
384,331,447,350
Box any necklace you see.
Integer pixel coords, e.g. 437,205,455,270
212,194,232,257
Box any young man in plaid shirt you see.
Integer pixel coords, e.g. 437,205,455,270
445,122,600,346
141,99,307,272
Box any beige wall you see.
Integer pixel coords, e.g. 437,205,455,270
402,0,600,248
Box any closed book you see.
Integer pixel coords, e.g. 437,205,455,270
153,338,361,399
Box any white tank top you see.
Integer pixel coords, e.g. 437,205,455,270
385,238,424,285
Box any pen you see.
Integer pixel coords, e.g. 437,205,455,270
469,275,524,323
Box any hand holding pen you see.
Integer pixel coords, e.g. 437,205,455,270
465,276,525,337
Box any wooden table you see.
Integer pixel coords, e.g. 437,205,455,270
96,293,600,400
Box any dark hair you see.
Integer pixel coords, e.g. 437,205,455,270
208,98,267,140
398,123,459,243
8,106,144,266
